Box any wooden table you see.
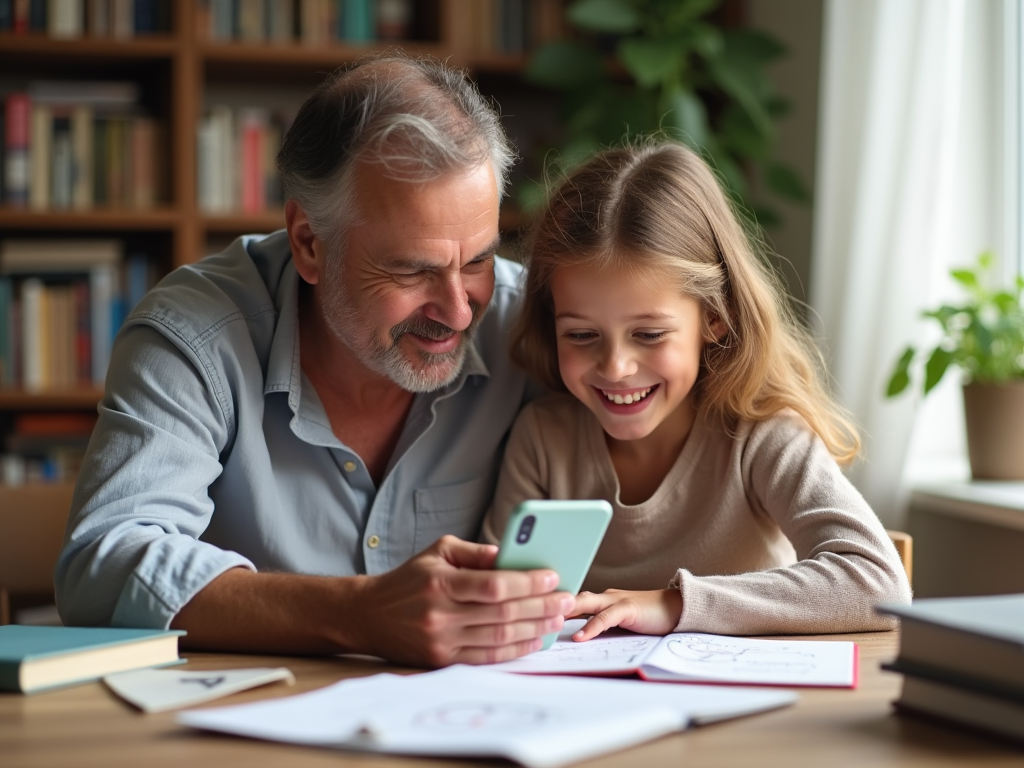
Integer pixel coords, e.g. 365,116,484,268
2,631,1022,767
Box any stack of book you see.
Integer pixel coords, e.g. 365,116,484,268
877,594,1024,744
2,81,162,211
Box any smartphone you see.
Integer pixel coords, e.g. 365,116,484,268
494,499,613,650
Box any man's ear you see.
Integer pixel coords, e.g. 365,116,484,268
286,200,323,285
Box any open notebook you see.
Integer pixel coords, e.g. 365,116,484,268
179,665,797,768
489,619,859,688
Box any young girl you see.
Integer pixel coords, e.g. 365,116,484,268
483,140,911,641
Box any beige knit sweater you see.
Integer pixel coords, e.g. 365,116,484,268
483,393,912,635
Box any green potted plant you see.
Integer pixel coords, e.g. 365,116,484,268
886,252,1024,480
519,0,809,224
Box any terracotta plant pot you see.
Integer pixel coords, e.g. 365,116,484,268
962,381,1024,480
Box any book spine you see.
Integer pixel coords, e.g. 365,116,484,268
73,277,91,386
124,252,150,312
29,103,51,210
89,263,115,385
110,0,131,37
343,0,373,42
29,0,46,32
0,276,12,388
3,92,30,207
0,0,13,30
87,0,111,36
375,0,408,40
50,113,73,209
267,0,291,42
92,116,107,205
13,0,28,33
71,104,94,209
239,109,265,212
21,278,45,391
133,0,154,34
129,116,154,208
48,0,84,38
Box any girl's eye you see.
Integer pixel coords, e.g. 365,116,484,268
564,332,597,342
635,331,667,342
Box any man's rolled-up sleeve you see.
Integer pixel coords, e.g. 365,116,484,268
55,323,255,629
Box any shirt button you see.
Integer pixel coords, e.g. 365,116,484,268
367,535,380,549
343,461,357,472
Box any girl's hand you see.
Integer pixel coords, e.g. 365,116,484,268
570,588,683,642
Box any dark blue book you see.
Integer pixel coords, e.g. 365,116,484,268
0,0,13,31
0,625,185,693
134,0,157,34
28,0,45,32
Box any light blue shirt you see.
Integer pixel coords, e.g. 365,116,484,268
55,231,535,630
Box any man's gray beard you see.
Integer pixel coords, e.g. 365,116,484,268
321,261,482,393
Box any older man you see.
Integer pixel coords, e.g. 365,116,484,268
55,54,568,667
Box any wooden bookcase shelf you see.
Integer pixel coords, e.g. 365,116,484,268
0,0,566,502
0,208,181,230
0,389,104,410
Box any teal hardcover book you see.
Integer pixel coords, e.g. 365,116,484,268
0,625,185,694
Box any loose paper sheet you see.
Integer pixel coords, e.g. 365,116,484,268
104,667,294,712
178,666,796,768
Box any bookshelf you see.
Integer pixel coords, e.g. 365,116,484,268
0,0,566,505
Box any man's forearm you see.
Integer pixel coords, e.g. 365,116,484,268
170,568,367,654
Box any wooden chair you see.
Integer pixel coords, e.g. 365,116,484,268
0,484,74,625
886,529,914,585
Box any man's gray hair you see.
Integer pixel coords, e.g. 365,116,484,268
276,53,516,251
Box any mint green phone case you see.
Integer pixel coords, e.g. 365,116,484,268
494,499,613,650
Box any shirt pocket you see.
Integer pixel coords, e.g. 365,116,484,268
413,475,494,554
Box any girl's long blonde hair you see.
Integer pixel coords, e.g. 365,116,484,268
512,140,861,464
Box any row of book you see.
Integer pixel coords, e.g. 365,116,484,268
0,239,157,391
199,0,407,44
2,82,163,211
878,594,1024,744
0,0,170,37
197,105,291,214
460,0,566,55
196,0,565,53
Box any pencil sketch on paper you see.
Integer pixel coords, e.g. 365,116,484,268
664,635,818,676
413,702,550,731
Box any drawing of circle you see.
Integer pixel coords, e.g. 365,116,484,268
666,638,737,662
415,702,548,730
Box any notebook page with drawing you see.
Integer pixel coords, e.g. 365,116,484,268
489,619,858,688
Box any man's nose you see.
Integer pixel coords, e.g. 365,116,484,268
426,275,473,332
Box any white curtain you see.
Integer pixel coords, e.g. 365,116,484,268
811,0,1009,526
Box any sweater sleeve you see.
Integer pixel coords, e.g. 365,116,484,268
481,403,550,545
671,414,912,635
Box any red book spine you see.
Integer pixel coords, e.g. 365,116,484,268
73,279,92,387
240,114,264,212
4,92,30,207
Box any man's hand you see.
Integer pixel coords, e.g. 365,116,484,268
345,535,572,667
570,588,683,642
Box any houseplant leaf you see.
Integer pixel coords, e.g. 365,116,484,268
567,0,641,33
618,38,684,88
923,347,954,394
525,41,605,89
886,347,915,397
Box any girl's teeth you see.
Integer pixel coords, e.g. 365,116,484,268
605,387,652,405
